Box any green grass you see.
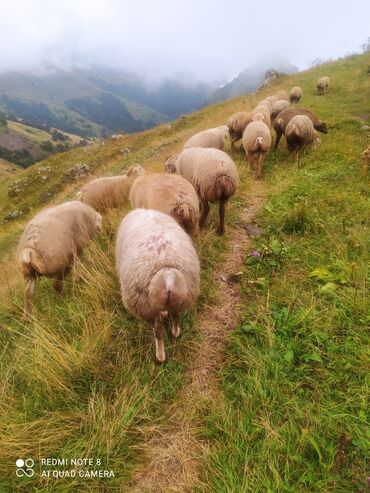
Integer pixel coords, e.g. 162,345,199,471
0,52,369,491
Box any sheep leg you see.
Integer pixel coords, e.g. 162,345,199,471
152,315,166,363
256,153,264,179
171,313,180,338
53,274,64,295
273,131,282,150
23,276,36,321
199,199,210,229
217,196,228,235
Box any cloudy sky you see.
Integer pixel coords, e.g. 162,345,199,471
0,0,369,82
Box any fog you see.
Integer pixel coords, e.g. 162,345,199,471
0,0,369,82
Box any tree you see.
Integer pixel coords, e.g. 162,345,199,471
361,37,370,53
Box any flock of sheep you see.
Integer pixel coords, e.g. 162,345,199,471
16,76,331,363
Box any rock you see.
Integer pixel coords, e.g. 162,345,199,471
258,69,287,91
120,148,130,155
361,125,370,131
2,209,23,223
62,163,90,183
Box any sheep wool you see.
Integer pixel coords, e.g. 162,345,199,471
129,173,199,235
285,114,319,156
116,209,200,363
183,125,229,150
242,120,272,178
17,201,102,319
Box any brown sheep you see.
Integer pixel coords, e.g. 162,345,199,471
242,115,272,178
17,201,102,319
270,100,290,124
273,108,328,150
289,86,303,104
285,115,320,158
129,173,199,236
317,76,330,95
227,111,253,151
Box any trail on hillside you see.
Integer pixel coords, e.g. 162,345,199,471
131,179,267,493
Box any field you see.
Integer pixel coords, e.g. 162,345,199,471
0,53,369,492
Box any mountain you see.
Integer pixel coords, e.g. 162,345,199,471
0,68,213,138
207,55,298,103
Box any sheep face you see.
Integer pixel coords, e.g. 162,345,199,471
126,164,145,177
165,155,178,173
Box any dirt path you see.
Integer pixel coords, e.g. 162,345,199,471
131,180,267,493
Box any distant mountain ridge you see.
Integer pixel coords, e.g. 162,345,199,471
0,68,213,137
207,55,298,103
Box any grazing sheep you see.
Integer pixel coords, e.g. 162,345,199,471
317,76,330,95
258,99,273,110
165,147,238,234
115,209,200,363
361,145,370,172
129,173,199,236
285,115,320,157
270,99,290,123
183,125,229,150
289,86,303,104
264,95,279,105
242,116,272,178
17,201,102,319
76,164,144,211
227,111,253,151
252,105,271,127
273,108,328,149
275,90,289,101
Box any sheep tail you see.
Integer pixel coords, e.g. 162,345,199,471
214,174,236,200
148,268,187,312
172,203,196,235
19,248,45,277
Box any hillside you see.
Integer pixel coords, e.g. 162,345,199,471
0,52,369,492
0,68,213,137
0,116,90,168
207,55,298,103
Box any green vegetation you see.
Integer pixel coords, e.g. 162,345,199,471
0,53,369,492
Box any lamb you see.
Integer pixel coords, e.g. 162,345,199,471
242,114,272,178
76,164,144,211
227,111,253,151
317,76,330,95
273,108,328,149
285,115,320,157
274,90,289,101
270,99,290,123
165,147,238,235
129,173,199,236
289,86,303,104
17,201,102,319
252,105,271,127
183,125,229,150
115,209,200,363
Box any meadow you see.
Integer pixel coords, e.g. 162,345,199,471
0,52,369,492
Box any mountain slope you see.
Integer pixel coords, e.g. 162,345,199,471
0,52,368,492
0,68,213,137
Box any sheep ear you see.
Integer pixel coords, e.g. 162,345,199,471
126,166,135,176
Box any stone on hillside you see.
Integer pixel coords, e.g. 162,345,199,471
62,163,90,183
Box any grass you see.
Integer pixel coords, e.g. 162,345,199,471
0,52,369,491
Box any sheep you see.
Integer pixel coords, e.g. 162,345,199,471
289,86,303,104
361,145,370,172
17,201,102,320
115,209,200,363
273,108,328,149
317,76,330,95
258,99,273,110
285,115,320,157
270,99,290,124
183,125,229,150
252,105,271,127
129,173,199,236
165,147,238,235
227,111,253,151
264,95,279,105
274,90,289,101
242,115,272,178
76,164,144,212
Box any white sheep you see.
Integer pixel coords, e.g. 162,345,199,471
17,201,102,319
226,111,253,151
115,209,200,363
183,125,229,150
242,115,272,178
129,173,199,235
274,90,289,101
289,86,303,104
285,114,320,157
165,147,238,234
317,76,330,95
252,105,271,127
270,99,290,124
76,164,144,211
